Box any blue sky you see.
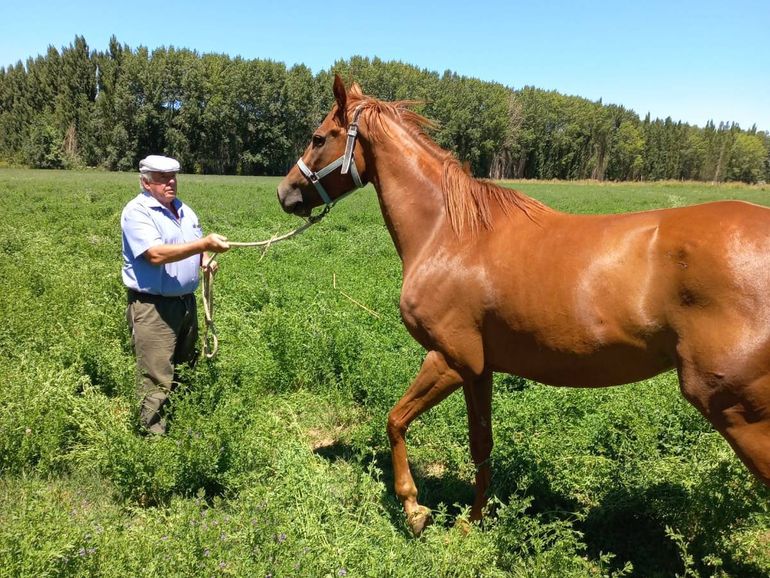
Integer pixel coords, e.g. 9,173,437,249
2,0,768,131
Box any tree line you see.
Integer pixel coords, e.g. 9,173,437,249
1,36,768,183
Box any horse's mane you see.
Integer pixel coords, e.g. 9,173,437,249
350,96,552,236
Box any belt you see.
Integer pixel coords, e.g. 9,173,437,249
127,289,194,303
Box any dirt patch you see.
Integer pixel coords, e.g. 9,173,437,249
425,462,446,478
307,426,347,450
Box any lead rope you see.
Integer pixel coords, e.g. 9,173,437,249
201,208,329,359
203,110,365,359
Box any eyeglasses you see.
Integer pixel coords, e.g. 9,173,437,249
147,172,178,184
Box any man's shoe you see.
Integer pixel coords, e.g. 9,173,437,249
141,416,167,436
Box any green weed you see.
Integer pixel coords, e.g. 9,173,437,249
2,169,770,576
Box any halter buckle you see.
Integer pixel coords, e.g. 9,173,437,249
296,114,365,208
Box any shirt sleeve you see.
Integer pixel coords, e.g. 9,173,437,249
121,204,163,258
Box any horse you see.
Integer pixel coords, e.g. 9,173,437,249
277,75,770,536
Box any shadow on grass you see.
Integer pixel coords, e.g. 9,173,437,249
315,441,769,576
579,481,769,578
579,483,685,578
314,442,475,535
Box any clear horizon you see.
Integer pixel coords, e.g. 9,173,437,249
2,0,768,132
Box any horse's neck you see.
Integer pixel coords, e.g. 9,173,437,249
366,120,448,265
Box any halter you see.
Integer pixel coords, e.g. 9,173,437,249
296,106,365,207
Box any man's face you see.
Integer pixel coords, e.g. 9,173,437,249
143,171,178,207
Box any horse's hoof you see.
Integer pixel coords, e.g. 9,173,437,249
408,505,432,536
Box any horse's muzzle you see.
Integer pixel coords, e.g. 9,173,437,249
276,183,310,217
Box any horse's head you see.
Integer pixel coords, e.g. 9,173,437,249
277,75,368,217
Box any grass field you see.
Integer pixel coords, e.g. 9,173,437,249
2,169,770,577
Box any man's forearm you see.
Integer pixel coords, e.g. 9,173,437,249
143,239,209,265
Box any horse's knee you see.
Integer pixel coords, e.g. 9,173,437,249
469,437,493,464
387,409,407,442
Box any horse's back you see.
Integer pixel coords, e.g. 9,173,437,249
476,199,770,386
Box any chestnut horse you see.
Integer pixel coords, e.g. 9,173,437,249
278,76,770,535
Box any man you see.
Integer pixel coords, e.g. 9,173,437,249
121,154,230,434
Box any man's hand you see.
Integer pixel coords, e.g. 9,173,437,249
144,234,230,266
202,254,219,274
204,233,230,253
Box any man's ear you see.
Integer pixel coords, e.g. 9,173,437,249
333,74,347,126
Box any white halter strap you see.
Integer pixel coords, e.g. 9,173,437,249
296,106,365,206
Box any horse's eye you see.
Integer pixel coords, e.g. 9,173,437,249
312,134,325,148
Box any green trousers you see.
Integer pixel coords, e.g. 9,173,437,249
126,291,199,434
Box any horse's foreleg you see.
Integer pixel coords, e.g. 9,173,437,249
463,371,493,523
387,350,464,536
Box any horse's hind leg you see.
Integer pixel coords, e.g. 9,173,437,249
679,358,770,485
463,371,493,523
387,350,465,536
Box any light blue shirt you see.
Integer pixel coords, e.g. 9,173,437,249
121,191,203,296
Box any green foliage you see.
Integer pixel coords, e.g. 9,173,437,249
22,114,65,168
2,38,769,183
2,171,770,576
429,73,510,176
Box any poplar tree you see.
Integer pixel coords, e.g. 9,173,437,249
0,37,767,183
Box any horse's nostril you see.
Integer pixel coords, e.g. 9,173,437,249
279,195,304,216
277,185,299,214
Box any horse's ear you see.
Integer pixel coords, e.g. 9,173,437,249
350,82,363,97
333,74,347,126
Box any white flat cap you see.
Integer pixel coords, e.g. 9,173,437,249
139,155,180,173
